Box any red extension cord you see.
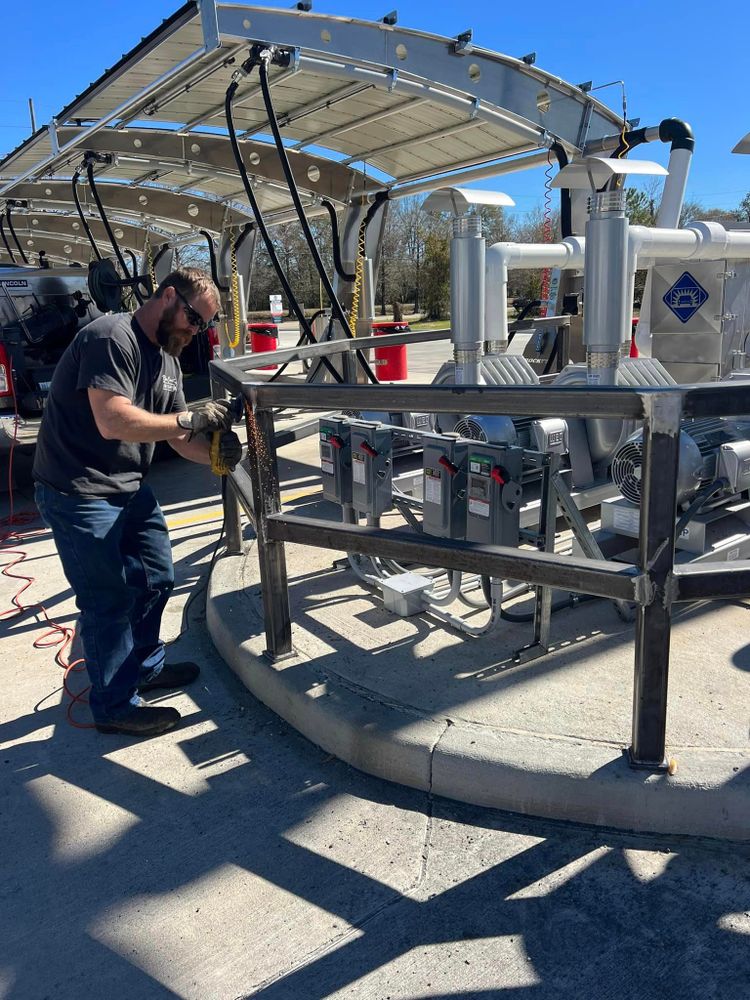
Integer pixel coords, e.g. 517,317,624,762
0,374,92,728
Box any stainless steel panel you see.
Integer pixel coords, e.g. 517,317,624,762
652,332,723,365
650,262,724,337
721,262,750,373
657,361,717,384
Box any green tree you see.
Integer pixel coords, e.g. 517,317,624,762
421,232,450,320
738,193,750,223
625,188,657,226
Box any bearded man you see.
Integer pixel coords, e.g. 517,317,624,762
33,268,242,737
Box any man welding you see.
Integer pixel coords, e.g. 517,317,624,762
33,267,242,738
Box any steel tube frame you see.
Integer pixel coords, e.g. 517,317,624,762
630,394,681,767
212,371,750,769
243,404,293,661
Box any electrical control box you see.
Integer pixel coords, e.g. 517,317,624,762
464,443,524,546
422,433,469,539
319,416,352,505
349,420,393,516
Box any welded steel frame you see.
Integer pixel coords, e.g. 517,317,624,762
210,362,750,770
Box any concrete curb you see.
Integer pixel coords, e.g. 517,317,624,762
208,548,750,842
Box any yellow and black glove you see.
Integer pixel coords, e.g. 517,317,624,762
210,429,243,475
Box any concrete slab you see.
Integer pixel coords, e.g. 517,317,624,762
207,486,750,842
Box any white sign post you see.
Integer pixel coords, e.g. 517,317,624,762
269,294,283,320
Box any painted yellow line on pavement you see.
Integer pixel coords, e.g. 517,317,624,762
166,508,223,529
165,485,322,529
281,485,322,504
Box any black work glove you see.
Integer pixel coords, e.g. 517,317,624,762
218,430,243,471
177,399,233,438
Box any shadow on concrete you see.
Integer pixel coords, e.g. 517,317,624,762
3,671,749,1000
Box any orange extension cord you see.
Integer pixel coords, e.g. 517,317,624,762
0,375,92,728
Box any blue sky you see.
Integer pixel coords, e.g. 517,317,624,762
2,0,749,216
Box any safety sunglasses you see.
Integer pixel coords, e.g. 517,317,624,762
173,287,215,335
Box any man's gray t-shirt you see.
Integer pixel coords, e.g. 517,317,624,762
33,313,186,496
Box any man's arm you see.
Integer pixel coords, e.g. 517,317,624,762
88,388,187,442
168,434,211,465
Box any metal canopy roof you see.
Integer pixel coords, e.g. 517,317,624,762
0,1,626,257
3,214,150,254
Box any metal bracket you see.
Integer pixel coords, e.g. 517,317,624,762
49,119,60,157
626,747,669,771
452,29,473,55
469,97,480,120
387,68,399,92
199,0,221,52
263,647,298,664
513,642,548,664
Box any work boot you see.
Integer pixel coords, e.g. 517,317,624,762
95,705,181,737
139,661,200,693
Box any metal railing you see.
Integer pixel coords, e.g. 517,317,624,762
211,356,750,770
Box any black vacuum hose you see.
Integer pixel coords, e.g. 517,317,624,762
85,161,143,305
6,208,28,265
225,72,343,384
257,55,378,385
321,199,355,282
199,229,229,292
71,170,103,261
0,216,16,262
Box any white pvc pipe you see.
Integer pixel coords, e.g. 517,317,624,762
485,238,585,345
656,147,693,228
630,222,750,262
486,222,750,352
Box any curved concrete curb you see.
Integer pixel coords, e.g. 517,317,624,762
208,548,750,842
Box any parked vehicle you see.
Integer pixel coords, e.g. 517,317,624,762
0,261,217,478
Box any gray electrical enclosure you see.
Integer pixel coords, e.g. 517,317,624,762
319,416,352,505
349,420,393,516
465,443,524,545
422,433,469,539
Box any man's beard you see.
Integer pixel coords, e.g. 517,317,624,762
155,308,186,357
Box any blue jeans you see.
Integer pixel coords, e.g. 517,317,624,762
34,481,174,722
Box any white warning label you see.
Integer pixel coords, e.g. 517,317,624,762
352,453,366,484
469,498,490,518
424,472,442,505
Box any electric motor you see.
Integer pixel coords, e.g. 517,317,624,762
611,418,750,507
452,414,518,446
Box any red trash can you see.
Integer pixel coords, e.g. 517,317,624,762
247,322,279,370
372,321,409,381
